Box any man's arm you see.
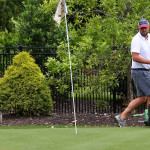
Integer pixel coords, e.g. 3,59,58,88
132,52,150,64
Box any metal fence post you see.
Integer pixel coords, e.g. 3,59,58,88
113,87,117,113
19,45,23,52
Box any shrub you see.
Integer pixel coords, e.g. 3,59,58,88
0,51,53,116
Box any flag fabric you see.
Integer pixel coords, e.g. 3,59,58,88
53,0,68,26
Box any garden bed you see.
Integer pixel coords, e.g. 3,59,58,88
0,113,145,127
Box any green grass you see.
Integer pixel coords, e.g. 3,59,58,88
0,126,150,150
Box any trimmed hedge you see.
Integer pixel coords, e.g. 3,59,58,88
0,51,53,116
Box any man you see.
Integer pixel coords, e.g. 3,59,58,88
115,19,150,127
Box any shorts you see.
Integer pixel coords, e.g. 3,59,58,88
131,69,150,97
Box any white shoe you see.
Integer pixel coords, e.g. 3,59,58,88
115,114,126,127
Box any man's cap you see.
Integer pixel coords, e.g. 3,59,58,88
138,19,149,29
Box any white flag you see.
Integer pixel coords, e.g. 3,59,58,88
53,0,68,26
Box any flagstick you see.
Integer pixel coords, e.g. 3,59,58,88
65,13,77,135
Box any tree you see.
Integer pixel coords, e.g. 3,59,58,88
13,0,67,49
46,0,150,101
0,0,23,47
0,29,19,47
0,0,24,32
1,0,150,102
0,51,53,116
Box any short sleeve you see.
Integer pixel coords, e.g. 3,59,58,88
131,36,141,54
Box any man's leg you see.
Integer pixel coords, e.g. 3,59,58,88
146,96,150,109
121,96,146,120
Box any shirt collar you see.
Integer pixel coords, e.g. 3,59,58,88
139,32,149,40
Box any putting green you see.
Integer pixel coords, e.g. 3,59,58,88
0,126,150,150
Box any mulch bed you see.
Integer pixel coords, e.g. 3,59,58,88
0,113,146,127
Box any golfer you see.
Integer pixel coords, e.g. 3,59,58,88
115,19,150,127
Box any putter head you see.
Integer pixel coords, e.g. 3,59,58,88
144,120,149,126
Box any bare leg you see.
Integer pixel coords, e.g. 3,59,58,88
121,96,146,120
146,96,150,109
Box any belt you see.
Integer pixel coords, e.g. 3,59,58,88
131,68,149,71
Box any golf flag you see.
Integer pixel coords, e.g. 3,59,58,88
53,0,68,26
54,0,77,135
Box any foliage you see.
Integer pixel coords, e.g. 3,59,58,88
46,0,150,96
0,0,23,47
0,51,53,116
46,47,78,96
0,29,19,47
1,0,150,102
12,0,67,49
0,0,24,32
67,0,102,28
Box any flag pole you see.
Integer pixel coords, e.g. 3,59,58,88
64,13,77,135
53,0,77,135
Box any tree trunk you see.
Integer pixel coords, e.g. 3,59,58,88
127,62,133,102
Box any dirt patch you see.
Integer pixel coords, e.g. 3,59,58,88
0,113,146,127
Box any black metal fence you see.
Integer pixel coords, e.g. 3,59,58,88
0,46,57,75
0,46,145,114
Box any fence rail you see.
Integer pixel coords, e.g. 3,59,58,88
0,46,145,114
0,46,57,75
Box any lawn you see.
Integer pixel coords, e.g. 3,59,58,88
0,126,150,150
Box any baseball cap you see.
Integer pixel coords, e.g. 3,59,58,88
138,19,149,29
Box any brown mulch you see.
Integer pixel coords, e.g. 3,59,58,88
0,113,146,127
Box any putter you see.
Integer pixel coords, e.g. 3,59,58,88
144,103,150,126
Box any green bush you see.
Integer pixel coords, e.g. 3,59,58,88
0,51,53,116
